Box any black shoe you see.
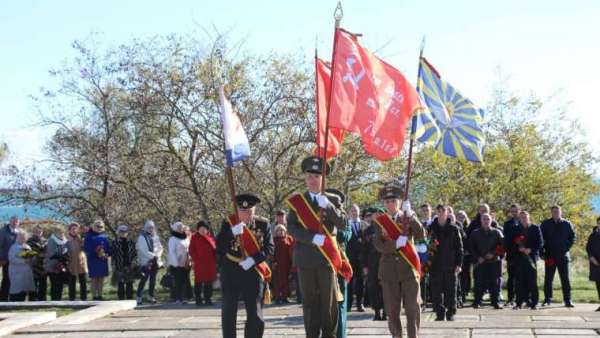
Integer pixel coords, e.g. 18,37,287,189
565,301,575,308
473,303,481,309
357,305,365,312
493,303,503,310
382,312,387,321
505,300,514,307
446,313,455,321
513,304,522,310
281,298,290,304
373,311,381,321
530,305,538,310
435,314,445,321
542,300,552,306
596,306,600,312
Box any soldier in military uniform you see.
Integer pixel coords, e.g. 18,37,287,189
373,185,425,338
216,193,274,338
325,188,351,338
287,156,347,338
361,207,386,321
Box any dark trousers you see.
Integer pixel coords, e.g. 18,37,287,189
298,267,338,338
221,265,264,338
68,274,87,301
420,272,429,306
366,268,383,311
136,269,157,299
170,267,188,302
516,259,538,307
49,272,66,301
194,282,213,304
9,292,29,301
33,275,48,301
431,270,457,316
543,260,571,303
0,264,10,301
596,281,600,300
506,260,518,302
474,262,501,305
347,260,363,309
460,256,472,301
118,282,134,300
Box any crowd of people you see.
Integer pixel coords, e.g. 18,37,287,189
1,154,599,338
0,216,218,306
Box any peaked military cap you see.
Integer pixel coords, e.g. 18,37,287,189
378,185,403,200
235,193,261,209
325,188,345,208
301,156,331,175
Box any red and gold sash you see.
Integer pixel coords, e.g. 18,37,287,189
286,193,353,282
374,213,422,279
227,215,272,282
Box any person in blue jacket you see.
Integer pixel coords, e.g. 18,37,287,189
84,220,111,300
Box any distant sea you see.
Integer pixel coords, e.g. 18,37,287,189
0,202,66,223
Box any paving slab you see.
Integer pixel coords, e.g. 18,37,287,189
7,302,600,337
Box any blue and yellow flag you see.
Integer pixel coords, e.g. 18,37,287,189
413,57,485,163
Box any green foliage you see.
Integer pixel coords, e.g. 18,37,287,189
8,33,598,250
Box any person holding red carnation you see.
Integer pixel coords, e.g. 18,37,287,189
513,211,543,310
585,216,600,312
469,213,504,309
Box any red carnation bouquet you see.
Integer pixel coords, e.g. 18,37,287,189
514,234,535,269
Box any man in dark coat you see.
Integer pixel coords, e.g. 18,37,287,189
586,216,600,312
346,204,366,312
513,211,543,310
429,205,463,321
540,205,576,308
470,212,504,309
361,207,386,321
0,216,19,301
503,204,522,306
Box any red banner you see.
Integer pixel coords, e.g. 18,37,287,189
286,193,353,282
315,58,345,159
374,213,421,278
328,29,424,161
228,215,272,282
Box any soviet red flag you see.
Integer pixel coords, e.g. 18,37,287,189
328,29,424,161
315,58,344,159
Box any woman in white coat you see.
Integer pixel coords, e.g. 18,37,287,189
8,229,35,301
167,221,190,304
135,220,163,305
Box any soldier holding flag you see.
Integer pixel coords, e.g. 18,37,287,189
373,185,424,338
287,156,349,338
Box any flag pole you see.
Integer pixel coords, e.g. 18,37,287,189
214,49,244,257
321,1,343,193
402,36,426,202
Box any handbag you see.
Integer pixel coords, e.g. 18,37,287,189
160,268,174,290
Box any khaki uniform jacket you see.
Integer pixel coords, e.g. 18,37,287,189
373,213,424,283
287,191,346,269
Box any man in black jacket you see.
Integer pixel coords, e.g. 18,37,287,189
429,205,463,321
540,205,576,308
503,204,522,306
361,207,386,321
470,213,504,309
346,204,366,312
514,211,543,310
